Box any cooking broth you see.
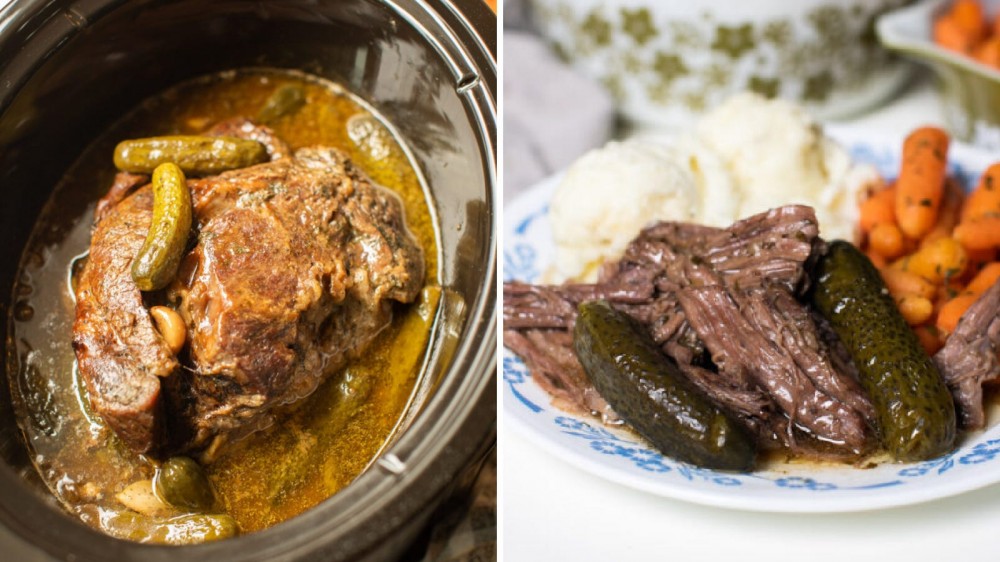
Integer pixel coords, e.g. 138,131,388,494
7,69,439,540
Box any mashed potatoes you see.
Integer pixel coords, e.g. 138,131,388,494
549,92,879,281
693,93,876,241
549,140,700,281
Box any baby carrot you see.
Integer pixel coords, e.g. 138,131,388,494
921,179,965,247
915,324,945,355
961,163,1000,221
974,36,1000,67
965,261,1000,293
880,267,938,300
951,0,988,42
937,293,981,334
859,187,897,233
869,222,906,259
935,16,977,53
896,294,935,326
935,261,1000,334
961,247,996,281
895,127,949,239
866,250,887,269
893,236,968,283
954,215,1000,250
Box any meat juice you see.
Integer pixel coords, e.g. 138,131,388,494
7,69,439,538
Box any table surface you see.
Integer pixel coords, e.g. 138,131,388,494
500,80,1000,562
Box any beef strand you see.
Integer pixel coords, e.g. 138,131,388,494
678,286,869,452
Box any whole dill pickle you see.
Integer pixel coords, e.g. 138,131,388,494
574,300,756,471
154,456,214,511
131,163,192,291
114,135,267,176
257,84,306,123
811,240,956,461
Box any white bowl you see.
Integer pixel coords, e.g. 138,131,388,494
528,0,915,129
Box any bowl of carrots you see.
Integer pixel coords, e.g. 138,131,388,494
878,0,1000,149
858,125,1000,354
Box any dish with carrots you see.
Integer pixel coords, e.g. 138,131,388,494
934,0,1000,68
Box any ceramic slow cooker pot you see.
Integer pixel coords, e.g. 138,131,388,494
0,0,496,560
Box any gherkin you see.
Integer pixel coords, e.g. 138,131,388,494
811,241,956,461
574,300,756,471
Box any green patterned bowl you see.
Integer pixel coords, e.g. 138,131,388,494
878,0,1000,148
528,0,914,129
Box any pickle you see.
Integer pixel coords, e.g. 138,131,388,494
811,240,956,461
131,163,192,291
106,511,237,544
573,300,756,471
154,456,214,510
257,84,306,123
114,135,268,175
146,513,238,544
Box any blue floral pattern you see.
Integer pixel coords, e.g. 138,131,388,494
503,244,539,283
774,477,837,491
503,355,541,413
554,416,734,480
503,136,1000,506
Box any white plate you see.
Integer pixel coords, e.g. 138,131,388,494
502,126,1000,513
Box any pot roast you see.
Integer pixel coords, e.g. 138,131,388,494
73,122,424,458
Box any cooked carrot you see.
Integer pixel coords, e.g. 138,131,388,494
932,283,956,325
859,186,897,234
866,250,887,269
896,294,935,326
893,236,968,283
880,267,938,300
961,163,1000,221
965,261,1000,293
961,247,996,281
951,0,988,42
915,324,945,355
974,35,1000,67
895,127,950,239
922,179,965,247
936,16,977,53
954,215,1000,250
937,292,981,333
868,222,906,259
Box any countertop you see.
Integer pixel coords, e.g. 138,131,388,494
501,79,1000,562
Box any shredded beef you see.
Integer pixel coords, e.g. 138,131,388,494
503,329,619,423
678,286,869,452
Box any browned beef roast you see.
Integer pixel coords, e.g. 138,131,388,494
73,141,424,458
503,205,875,457
934,279,1000,429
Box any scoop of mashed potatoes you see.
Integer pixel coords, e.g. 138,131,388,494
549,140,699,281
693,92,877,241
548,92,879,281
